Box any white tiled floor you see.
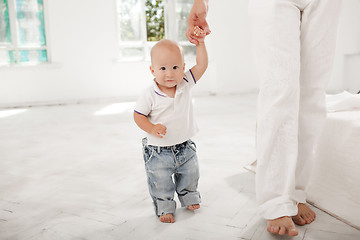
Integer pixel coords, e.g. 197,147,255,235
0,94,359,240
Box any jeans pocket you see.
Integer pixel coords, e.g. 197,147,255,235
187,139,197,152
143,144,155,165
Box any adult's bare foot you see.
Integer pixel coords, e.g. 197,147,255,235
292,203,316,226
267,216,298,236
187,204,200,211
159,213,175,223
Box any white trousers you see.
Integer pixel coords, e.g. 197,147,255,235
249,0,342,219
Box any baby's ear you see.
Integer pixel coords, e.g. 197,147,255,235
150,66,155,75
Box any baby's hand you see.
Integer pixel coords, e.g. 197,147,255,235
193,26,206,44
151,124,167,138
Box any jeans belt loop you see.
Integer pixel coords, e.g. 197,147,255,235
157,146,160,154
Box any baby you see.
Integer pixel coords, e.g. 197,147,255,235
133,27,207,223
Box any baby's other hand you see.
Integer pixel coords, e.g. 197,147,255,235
151,124,167,138
193,26,206,44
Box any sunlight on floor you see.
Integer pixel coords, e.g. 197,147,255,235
94,102,135,116
93,99,195,116
0,109,28,118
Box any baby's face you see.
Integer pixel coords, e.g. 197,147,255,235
150,47,185,90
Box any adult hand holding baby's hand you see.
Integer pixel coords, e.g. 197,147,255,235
193,26,206,44
151,124,167,138
186,0,210,45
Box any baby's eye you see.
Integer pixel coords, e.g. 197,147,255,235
160,67,166,70
173,66,178,69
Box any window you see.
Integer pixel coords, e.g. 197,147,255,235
116,0,195,61
0,0,48,65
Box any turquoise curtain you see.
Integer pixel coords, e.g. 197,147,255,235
0,0,47,64
0,0,11,44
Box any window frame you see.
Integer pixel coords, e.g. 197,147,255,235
0,0,50,66
116,0,195,62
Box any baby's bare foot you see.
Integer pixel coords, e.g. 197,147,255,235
159,213,175,223
267,216,298,236
187,204,200,211
292,203,316,226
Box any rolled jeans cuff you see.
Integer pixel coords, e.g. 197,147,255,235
156,200,176,216
178,192,201,207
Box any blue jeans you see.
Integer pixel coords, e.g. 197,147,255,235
142,138,201,216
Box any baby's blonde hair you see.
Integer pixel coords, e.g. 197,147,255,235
150,39,184,64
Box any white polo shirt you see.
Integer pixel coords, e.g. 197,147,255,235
134,70,199,146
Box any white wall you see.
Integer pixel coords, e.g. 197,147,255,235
331,0,360,94
0,0,358,107
205,0,256,94
0,0,154,107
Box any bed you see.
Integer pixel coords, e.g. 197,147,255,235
307,91,360,230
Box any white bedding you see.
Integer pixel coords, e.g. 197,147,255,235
307,91,360,230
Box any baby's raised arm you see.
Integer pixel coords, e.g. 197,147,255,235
190,26,208,82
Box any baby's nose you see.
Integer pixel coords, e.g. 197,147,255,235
166,70,174,77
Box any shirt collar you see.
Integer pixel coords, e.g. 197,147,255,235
152,79,167,97
152,76,188,97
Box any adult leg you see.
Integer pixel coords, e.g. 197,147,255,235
293,0,342,225
250,0,302,220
